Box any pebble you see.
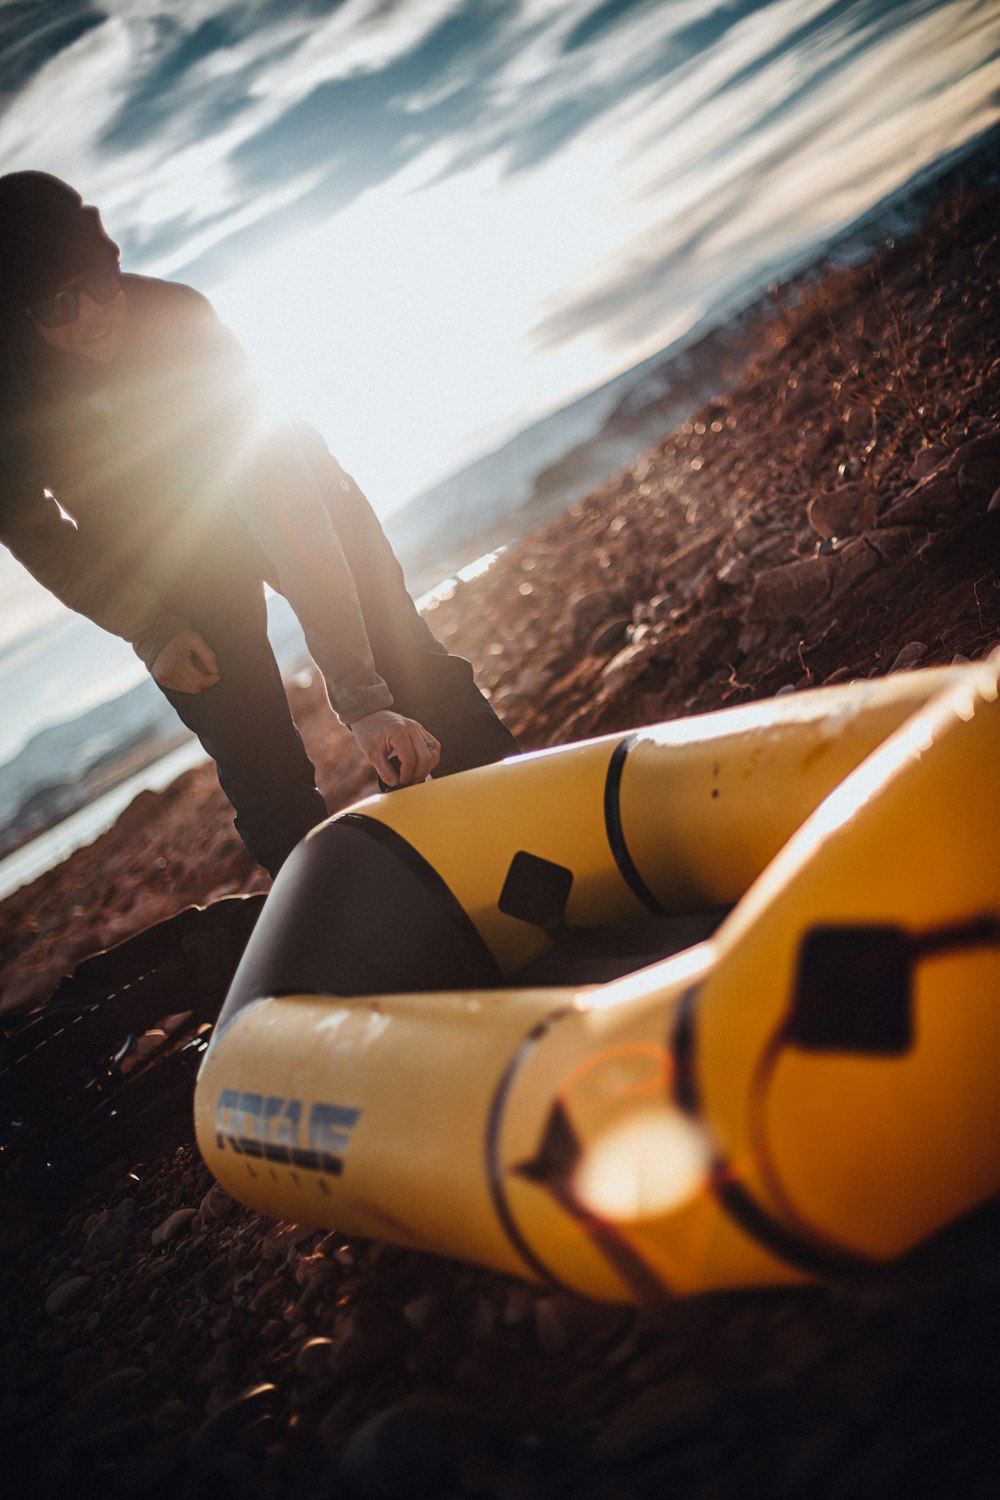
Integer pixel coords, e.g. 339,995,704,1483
189,1382,277,1463
402,1292,441,1330
198,1183,237,1222
339,1396,497,1499
80,1197,137,1266
534,1295,570,1355
152,1398,199,1433
807,482,872,540
150,1207,197,1247
295,1336,335,1378
45,1276,93,1318
887,640,927,672
746,554,831,622
471,1295,498,1341
504,1285,534,1326
69,1365,147,1419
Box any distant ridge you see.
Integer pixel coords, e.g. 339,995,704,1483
386,116,1000,594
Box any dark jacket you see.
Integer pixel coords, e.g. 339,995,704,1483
0,275,393,723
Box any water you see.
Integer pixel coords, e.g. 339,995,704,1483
0,737,209,902
0,549,506,902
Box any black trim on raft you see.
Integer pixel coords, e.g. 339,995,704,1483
671,982,702,1115
712,1172,875,1281
604,735,667,916
214,813,503,1037
668,984,874,1281
484,1009,583,1295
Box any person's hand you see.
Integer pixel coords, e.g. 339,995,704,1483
151,630,220,694
351,709,440,787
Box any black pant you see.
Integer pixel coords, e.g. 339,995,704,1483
158,449,517,876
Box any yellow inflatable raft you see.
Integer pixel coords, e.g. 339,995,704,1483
194,656,1000,1301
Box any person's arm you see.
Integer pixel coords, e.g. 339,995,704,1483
0,485,213,687
233,426,439,786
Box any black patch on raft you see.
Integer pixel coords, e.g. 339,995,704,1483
788,926,915,1055
498,851,574,934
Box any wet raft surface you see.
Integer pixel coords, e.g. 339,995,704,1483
3,912,1000,1500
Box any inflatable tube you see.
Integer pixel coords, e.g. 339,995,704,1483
194,660,1000,1301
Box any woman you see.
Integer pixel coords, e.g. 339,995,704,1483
0,172,517,875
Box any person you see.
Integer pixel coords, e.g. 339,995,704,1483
0,171,518,876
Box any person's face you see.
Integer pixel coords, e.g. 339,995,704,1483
31,266,127,363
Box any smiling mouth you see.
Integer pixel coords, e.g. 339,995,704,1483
80,324,117,349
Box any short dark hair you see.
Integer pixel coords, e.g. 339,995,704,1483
0,171,120,311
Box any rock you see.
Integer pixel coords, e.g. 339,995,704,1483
737,621,771,656
591,1373,718,1460
70,1365,148,1419
887,641,927,672
402,1293,441,1330
879,471,960,526
957,457,1000,505
45,1276,93,1318
198,1183,237,1223
250,1273,285,1311
949,430,1000,465
469,1295,498,1342
80,1197,137,1267
746,554,831,622
295,1337,335,1379
339,1395,507,1500
807,483,873,540
568,588,619,638
504,1286,534,1326
716,554,751,590
587,617,630,655
259,1220,315,1261
507,664,554,699
864,526,916,563
827,536,881,595
151,1208,197,1247
152,1398,199,1434
908,444,949,480
534,1295,570,1355
188,1382,277,1463
600,640,657,696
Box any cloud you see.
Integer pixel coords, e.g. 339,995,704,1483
155,1,522,283
0,2,104,101
2,0,997,371
530,0,1000,357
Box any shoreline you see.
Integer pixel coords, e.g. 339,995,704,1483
0,736,210,903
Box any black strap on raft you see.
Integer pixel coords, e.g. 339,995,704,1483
670,981,878,1282
604,735,667,917
216,814,503,1034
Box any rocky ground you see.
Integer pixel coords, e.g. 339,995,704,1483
1,183,1000,1498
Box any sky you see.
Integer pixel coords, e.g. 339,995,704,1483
0,0,998,751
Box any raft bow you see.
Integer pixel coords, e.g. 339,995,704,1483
194,657,1000,1300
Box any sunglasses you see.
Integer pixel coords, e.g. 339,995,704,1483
26,265,123,329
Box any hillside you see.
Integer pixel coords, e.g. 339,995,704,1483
1,180,999,1499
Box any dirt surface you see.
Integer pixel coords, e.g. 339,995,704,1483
2,184,1000,1498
